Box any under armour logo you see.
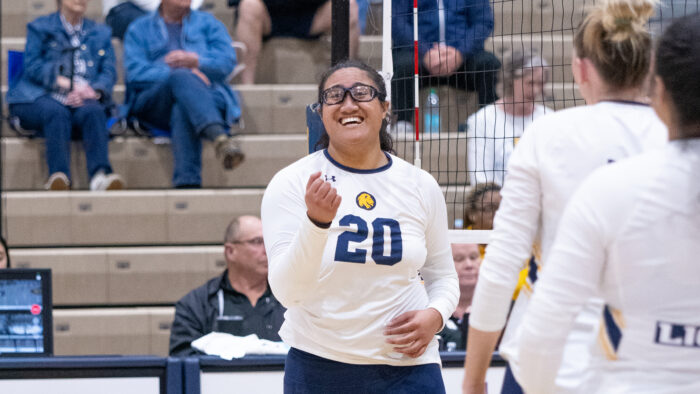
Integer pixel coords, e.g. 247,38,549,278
607,158,616,164
325,175,336,182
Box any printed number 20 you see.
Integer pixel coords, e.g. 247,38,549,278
334,214,402,266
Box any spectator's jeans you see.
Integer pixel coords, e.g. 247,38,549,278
129,69,229,187
392,47,501,122
10,95,112,181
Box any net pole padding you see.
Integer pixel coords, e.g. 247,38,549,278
331,0,350,65
412,0,421,168
448,229,492,245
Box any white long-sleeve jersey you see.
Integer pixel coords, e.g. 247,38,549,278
469,101,667,391
466,104,548,186
518,139,700,394
261,150,459,366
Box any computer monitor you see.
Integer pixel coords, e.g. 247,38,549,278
0,269,53,356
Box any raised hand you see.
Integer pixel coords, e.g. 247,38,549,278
305,171,341,225
384,308,443,358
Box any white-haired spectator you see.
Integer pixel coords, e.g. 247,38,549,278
466,50,550,186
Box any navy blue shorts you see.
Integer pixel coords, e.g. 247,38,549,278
264,0,326,39
284,348,446,394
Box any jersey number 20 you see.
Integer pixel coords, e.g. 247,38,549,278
334,214,402,266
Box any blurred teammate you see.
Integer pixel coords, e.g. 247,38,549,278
518,14,700,393
462,1,668,393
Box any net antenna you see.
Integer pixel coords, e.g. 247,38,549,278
381,0,421,168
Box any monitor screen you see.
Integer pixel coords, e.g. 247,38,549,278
0,269,53,356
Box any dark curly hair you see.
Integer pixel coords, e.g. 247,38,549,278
315,60,394,153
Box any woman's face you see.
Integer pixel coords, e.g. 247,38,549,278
0,244,7,269
61,0,89,16
512,67,545,103
451,243,481,291
468,190,502,230
320,67,389,153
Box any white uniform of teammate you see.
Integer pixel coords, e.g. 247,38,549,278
518,139,700,394
261,150,459,366
469,101,667,392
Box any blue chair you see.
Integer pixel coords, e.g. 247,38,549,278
5,50,127,138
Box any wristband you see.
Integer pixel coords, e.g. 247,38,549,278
307,214,331,229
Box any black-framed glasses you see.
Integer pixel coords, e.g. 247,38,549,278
321,84,379,105
230,237,264,246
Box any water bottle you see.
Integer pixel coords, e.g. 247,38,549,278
424,89,440,133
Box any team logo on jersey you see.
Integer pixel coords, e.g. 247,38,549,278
356,192,376,210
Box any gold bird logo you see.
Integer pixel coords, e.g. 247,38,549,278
356,192,376,210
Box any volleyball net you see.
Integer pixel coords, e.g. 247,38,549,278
374,0,699,245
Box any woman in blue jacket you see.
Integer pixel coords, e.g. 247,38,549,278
6,0,123,191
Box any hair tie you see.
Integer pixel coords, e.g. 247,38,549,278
615,17,633,28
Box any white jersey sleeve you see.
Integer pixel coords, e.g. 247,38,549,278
418,170,461,325
516,165,613,394
261,165,329,306
469,124,543,332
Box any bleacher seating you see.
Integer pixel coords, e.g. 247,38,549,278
1,0,588,357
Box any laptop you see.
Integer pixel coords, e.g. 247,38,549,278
0,269,53,356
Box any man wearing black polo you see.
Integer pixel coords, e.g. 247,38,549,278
169,215,285,356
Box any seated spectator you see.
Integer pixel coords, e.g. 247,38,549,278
102,0,202,40
124,0,245,188
6,0,124,191
439,243,481,351
464,182,502,232
391,0,501,133
235,0,360,84
169,215,285,356
466,50,550,186
0,237,10,269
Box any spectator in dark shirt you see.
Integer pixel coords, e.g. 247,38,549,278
169,215,285,356
438,243,481,351
391,0,500,133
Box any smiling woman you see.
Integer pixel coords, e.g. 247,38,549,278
261,60,459,393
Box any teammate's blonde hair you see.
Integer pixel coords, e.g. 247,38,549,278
574,0,658,89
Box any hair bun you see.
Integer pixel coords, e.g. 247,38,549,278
601,0,657,41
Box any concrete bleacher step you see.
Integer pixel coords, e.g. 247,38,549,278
12,246,224,305
3,189,265,247
1,134,307,190
53,307,174,356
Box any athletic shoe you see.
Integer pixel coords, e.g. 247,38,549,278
45,172,70,191
215,134,245,170
90,171,125,191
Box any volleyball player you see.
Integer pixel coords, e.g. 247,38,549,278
518,13,700,393
462,0,667,393
261,60,459,393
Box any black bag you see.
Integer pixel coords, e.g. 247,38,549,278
105,1,147,41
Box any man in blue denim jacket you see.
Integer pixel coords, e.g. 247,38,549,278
6,0,124,191
124,0,244,188
391,0,500,131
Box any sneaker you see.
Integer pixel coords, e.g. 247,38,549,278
45,172,70,191
90,171,125,191
214,134,245,170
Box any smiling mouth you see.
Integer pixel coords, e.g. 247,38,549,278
340,116,363,125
